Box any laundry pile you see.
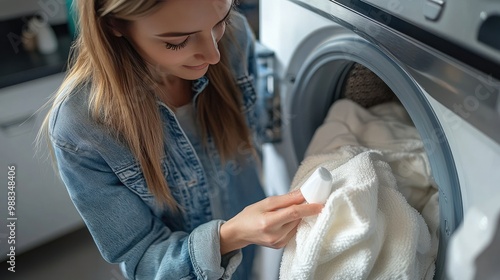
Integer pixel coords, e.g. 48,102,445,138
280,99,439,280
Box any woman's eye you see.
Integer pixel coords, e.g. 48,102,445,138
165,37,189,51
163,14,231,51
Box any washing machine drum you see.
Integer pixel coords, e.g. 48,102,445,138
284,34,462,279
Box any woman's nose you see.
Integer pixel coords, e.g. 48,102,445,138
194,33,221,65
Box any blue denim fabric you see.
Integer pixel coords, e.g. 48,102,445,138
49,13,266,280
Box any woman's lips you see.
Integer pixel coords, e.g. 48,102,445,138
183,63,209,70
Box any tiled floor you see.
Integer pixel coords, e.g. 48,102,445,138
0,227,123,280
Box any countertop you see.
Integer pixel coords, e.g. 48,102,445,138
0,18,71,89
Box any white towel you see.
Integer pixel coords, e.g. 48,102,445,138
279,99,439,280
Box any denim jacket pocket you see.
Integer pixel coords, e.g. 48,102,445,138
115,162,156,200
114,159,193,199
114,155,201,203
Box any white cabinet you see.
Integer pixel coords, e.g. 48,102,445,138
0,73,84,258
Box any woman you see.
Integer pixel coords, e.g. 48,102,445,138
40,0,322,279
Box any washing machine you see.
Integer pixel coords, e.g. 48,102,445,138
259,0,500,279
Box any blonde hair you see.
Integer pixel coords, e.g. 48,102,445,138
39,0,253,211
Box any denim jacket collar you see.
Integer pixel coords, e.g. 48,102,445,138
192,75,209,108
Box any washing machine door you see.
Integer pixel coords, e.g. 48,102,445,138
281,27,462,279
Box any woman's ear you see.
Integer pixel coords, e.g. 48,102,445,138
106,18,125,37
111,28,123,37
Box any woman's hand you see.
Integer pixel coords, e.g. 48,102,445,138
219,189,323,254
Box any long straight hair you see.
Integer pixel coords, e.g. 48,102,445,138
39,0,253,211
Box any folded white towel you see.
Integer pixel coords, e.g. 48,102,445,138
279,99,439,280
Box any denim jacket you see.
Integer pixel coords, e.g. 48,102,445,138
49,13,266,280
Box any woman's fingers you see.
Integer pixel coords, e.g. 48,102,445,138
261,189,305,211
268,202,323,226
220,190,324,253
265,220,301,249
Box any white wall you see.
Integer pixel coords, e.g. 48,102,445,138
0,0,67,24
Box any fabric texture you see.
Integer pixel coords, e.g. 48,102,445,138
280,99,439,280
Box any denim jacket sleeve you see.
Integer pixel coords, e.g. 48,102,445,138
50,138,242,279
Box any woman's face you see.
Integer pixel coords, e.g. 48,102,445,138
122,0,233,81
